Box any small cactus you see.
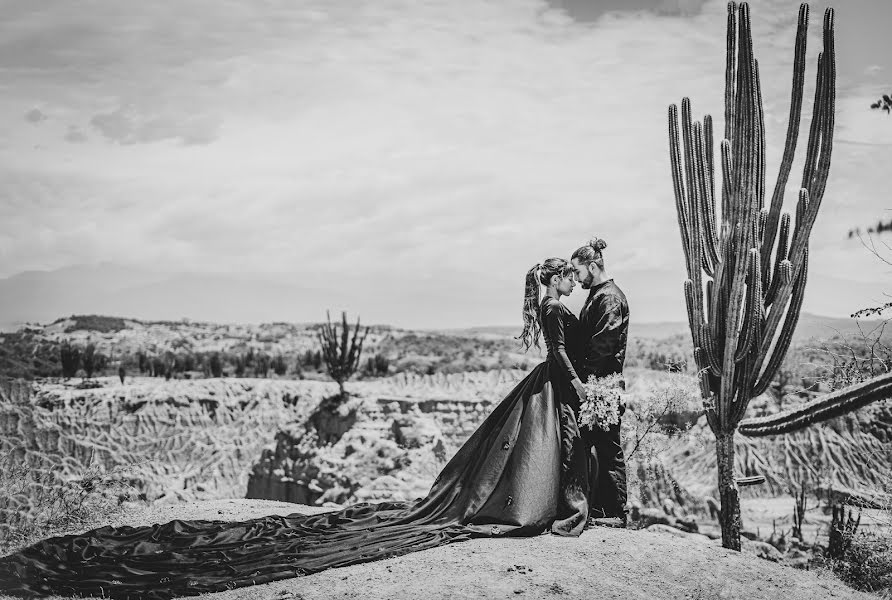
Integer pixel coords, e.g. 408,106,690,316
318,311,369,398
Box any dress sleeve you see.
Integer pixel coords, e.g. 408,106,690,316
542,301,581,382
586,295,624,374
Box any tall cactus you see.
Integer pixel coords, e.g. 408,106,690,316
667,2,836,550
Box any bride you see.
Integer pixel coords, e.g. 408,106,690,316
0,258,594,599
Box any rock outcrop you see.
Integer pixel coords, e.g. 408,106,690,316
245,393,495,506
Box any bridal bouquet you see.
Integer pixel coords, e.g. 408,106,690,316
578,373,625,432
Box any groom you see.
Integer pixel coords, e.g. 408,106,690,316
570,238,630,527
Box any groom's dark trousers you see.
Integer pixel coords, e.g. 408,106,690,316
579,279,630,518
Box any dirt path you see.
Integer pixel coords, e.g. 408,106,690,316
2,499,872,600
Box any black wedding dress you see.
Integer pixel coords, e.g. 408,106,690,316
0,296,590,599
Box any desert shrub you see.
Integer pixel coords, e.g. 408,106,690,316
625,334,695,374
622,370,705,510
272,354,288,377
63,315,127,334
825,530,892,597
364,353,390,377
0,335,61,379
151,355,166,377
59,339,81,379
170,337,191,350
234,354,246,377
208,352,223,378
81,342,98,378
0,451,142,554
254,352,271,378
643,351,687,373
177,351,197,373
799,321,891,393
301,350,323,371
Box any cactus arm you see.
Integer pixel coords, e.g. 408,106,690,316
669,104,695,277
724,2,738,153
757,207,768,294
705,279,724,374
757,209,768,253
695,121,720,275
757,190,810,365
739,372,892,436
752,249,808,397
720,139,734,229
760,4,808,277
719,4,759,423
719,228,749,427
683,279,701,359
785,60,828,271
812,11,836,203
734,248,762,363
710,147,734,344
809,12,837,205
754,59,766,215
764,212,791,306
730,3,755,241
799,57,825,199
695,346,719,433
347,315,362,372
686,280,721,376
682,99,705,293
705,115,719,252
339,312,349,367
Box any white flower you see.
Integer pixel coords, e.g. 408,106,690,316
578,373,625,431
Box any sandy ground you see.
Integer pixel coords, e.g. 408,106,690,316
1,499,873,600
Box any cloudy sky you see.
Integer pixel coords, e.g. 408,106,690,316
1,0,890,327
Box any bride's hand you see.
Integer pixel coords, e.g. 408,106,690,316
571,378,587,403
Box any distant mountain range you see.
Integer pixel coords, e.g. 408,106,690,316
437,312,890,344
1,262,887,343
0,262,343,333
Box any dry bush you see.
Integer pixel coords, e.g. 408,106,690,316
807,321,891,393
0,450,143,554
823,530,892,598
622,370,710,511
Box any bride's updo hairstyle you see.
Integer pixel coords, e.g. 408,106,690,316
518,257,574,352
571,237,607,270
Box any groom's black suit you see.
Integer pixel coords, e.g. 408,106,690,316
579,278,629,519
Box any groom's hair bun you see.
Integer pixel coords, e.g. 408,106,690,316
571,236,607,268
588,237,607,252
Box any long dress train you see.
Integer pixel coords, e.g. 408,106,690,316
0,298,590,599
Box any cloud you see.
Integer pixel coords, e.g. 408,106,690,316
0,0,889,324
24,108,46,124
89,105,221,146
64,125,87,144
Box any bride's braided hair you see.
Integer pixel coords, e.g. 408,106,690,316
571,237,607,269
518,258,574,352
